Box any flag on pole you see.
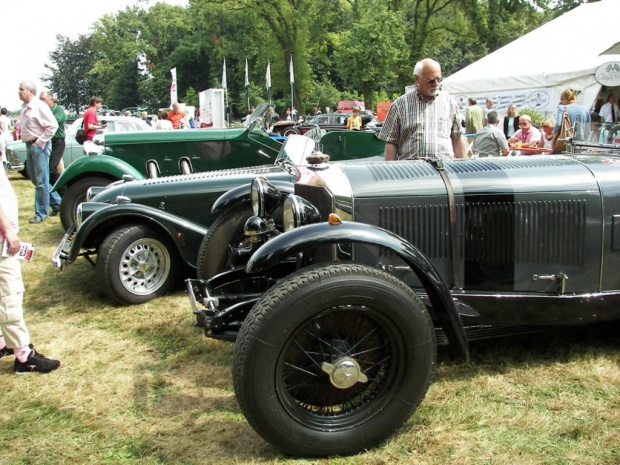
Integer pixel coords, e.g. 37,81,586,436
222,58,227,89
170,67,178,105
289,56,294,84
266,61,272,103
245,57,250,111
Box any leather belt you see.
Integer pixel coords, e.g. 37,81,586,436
25,139,37,144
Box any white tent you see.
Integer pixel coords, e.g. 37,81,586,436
441,0,620,117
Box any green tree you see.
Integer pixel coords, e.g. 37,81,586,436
43,34,102,113
334,5,408,107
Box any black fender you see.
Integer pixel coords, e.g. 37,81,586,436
68,204,207,268
211,180,295,216
246,221,469,360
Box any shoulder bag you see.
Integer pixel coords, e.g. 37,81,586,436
551,107,572,154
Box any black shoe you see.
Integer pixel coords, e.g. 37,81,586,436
14,349,60,374
50,209,60,217
29,216,45,224
0,346,12,358
0,343,34,359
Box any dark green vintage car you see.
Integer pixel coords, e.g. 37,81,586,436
52,131,384,305
185,137,620,456
53,103,282,230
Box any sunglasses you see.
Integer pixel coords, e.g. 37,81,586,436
420,77,443,85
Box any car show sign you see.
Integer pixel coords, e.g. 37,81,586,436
595,61,620,86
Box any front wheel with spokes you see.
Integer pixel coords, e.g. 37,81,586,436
233,263,436,457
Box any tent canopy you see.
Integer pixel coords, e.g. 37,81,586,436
442,0,620,116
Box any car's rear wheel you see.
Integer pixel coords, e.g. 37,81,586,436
233,263,436,457
97,224,180,305
282,127,299,136
60,176,112,230
196,205,253,280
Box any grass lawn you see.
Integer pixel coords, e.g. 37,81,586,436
1,169,618,464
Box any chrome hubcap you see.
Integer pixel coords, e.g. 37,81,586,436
118,238,170,296
322,357,368,389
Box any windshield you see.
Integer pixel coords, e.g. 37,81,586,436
243,103,275,129
571,119,620,154
275,134,318,165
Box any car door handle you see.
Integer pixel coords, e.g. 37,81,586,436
532,273,568,294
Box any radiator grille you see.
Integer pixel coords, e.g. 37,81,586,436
378,198,586,266
378,204,450,259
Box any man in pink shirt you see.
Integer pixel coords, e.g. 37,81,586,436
18,81,60,223
508,115,541,155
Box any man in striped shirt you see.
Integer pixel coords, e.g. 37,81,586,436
379,58,466,160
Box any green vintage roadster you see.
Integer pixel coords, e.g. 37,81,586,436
52,131,384,305
53,103,283,230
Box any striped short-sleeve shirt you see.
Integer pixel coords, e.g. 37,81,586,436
378,90,463,160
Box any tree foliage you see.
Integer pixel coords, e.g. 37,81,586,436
44,0,581,116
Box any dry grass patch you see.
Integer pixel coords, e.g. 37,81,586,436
1,170,618,464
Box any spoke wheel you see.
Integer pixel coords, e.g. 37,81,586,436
278,306,401,423
233,263,436,456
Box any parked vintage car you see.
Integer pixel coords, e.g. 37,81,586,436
185,136,620,456
51,131,384,305
5,115,151,178
52,103,282,230
272,112,379,136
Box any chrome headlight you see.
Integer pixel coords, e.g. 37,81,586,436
251,177,282,217
75,203,84,228
283,195,321,232
75,202,109,228
86,186,107,202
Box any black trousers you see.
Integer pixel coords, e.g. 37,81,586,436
49,137,65,195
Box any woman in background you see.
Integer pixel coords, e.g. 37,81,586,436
503,104,519,139
540,119,554,150
552,88,590,142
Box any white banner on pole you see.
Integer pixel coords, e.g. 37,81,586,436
170,67,178,105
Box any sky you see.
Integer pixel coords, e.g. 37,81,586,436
1,0,188,112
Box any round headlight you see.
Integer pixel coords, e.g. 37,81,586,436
244,215,269,236
251,177,282,217
75,203,84,228
282,195,321,232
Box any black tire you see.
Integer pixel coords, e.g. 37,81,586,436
96,224,180,305
233,263,436,457
196,205,253,279
282,127,299,136
60,176,112,230
20,161,30,179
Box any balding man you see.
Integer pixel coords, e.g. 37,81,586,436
378,58,466,160
40,90,66,198
18,81,60,223
508,115,541,155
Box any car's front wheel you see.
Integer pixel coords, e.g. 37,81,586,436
96,224,180,305
233,263,436,456
60,176,112,230
196,205,253,280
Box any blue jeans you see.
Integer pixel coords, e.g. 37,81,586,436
26,142,61,219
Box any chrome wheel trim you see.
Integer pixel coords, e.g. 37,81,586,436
118,238,171,296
